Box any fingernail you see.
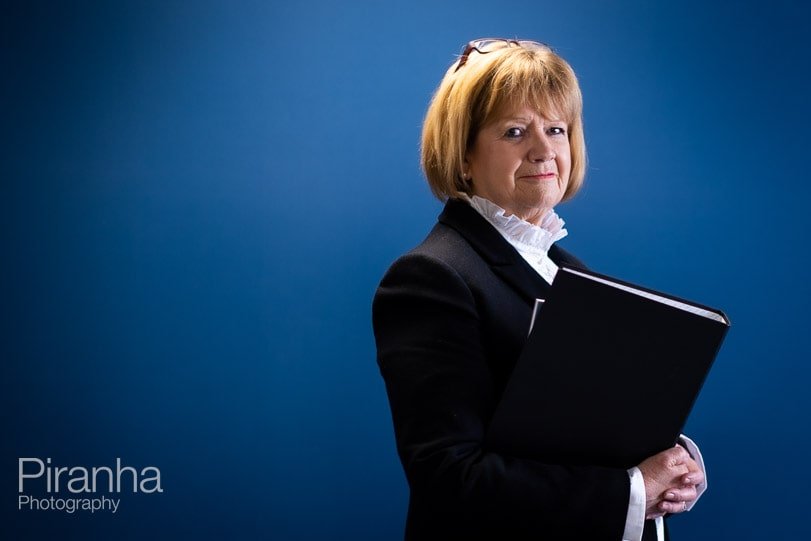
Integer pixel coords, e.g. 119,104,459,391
666,492,675,499
683,476,691,484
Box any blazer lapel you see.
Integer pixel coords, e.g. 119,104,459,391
438,199,552,303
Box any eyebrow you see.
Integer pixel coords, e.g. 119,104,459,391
498,116,567,124
500,116,532,123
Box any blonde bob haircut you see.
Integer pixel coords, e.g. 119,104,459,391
421,41,586,202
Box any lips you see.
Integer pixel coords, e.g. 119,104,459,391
520,172,557,180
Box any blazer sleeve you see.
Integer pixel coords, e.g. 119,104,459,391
373,252,632,539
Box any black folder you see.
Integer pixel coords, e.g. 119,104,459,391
485,266,730,469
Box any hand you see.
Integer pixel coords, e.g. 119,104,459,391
637,445,704,519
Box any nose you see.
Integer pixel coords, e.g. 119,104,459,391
528,130,555,162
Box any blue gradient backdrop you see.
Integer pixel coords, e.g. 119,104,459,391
3,1,809,539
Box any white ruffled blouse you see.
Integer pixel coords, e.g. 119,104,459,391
463,195,568,285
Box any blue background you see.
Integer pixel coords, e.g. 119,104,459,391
3,0,809,539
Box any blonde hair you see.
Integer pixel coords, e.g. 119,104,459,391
421,42,586,201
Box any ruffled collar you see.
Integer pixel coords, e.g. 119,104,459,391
461,194,568,255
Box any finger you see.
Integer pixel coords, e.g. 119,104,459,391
658,499,689,514
684,457,702,472
663,486,698,503
662,461,690,481
682,469,705,486
665,445,690,466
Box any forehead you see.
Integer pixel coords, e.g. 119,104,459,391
484,81,573,122
487,102,566,123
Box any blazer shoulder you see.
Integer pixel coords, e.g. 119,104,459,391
412,221,482,264
376,222,481,294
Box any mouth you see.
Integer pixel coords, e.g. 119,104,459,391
521,172,557,181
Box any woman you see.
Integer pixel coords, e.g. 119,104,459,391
372,39,705,541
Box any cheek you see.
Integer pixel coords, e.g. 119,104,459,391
558,149,572,175
486,156,518,182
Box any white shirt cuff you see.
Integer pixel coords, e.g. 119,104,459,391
679,434,707,510
623,466,647,541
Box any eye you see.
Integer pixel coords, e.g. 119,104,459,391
548,126,567,136
503,127,525,138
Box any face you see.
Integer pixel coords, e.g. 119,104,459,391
465,104,571,225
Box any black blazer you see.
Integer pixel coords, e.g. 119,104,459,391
373,199,650,540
